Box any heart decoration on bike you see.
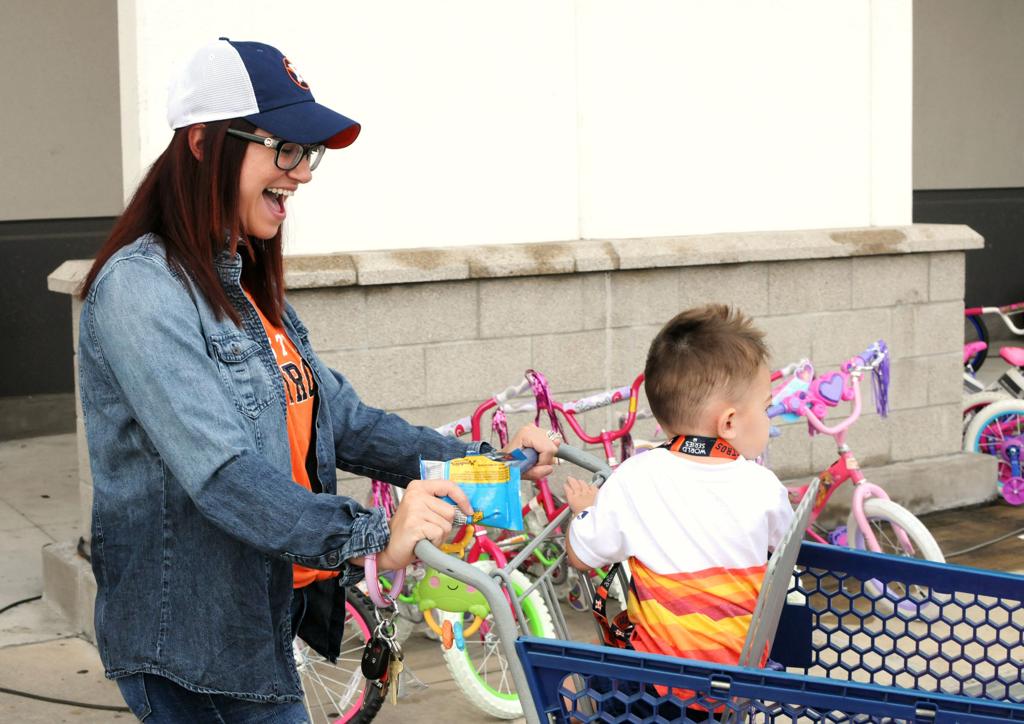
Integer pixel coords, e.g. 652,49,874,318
812,372,847,406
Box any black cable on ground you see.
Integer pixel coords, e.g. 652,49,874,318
0,686,129,712
0,595,41,616
0,598,131,712
945,525,1024,559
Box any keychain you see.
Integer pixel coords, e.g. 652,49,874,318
360,605,405,704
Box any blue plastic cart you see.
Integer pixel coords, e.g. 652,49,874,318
416,446,1024,723
514,542,1024,722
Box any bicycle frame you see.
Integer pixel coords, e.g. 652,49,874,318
770,342,915,555
464,373,647,529
470,373,646,467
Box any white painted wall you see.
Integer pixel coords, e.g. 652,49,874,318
0,0,121,221
120,0,911,254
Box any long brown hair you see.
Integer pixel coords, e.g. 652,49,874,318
79,118,286,326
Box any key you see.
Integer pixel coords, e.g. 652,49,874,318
360,635,392,680
388,656,404,706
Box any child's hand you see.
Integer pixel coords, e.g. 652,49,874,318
564,476,598,514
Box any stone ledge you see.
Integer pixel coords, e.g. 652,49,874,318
47,223,982,294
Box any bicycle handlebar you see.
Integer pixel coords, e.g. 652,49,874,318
850,341,886,371
563,384,632,414
434,377,534,438
770,340,887,436
556,374,645,444
801,374,864,436
461,373,647,443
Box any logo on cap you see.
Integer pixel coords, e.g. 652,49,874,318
283,58,310,90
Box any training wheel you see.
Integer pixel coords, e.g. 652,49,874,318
1001,476,1024,506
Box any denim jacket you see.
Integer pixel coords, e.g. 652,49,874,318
78,234,474,702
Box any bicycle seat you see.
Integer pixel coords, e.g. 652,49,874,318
964,341,988,364
1000,347,1024,368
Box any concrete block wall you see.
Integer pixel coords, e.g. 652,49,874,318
298,251,977,506
48,225,992,550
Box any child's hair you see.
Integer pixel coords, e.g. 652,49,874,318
644,304,769,433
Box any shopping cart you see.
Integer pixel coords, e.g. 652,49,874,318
415,445,1024,723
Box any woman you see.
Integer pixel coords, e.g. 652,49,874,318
77,38,556,722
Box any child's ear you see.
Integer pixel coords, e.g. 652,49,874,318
717,407,738,440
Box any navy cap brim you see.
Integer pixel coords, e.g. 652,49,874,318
245,100,361,149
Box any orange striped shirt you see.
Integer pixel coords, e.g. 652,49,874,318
627,557,767,666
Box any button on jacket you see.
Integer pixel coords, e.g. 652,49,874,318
78,234,471,702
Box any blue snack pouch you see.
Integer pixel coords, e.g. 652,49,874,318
420,454,525,531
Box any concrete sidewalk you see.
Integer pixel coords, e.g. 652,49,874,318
0,433,131,721
2,426,1023,721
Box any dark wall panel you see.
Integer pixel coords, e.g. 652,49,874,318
0,218,114,397
913,188,1023,309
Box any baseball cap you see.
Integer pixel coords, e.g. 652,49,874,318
167,38,360,149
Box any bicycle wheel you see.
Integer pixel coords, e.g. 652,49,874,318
845,497,945,618
962,390,1011,433
438,562,555,719
296,587,385,724
963,398,1024,505
965,313,989,372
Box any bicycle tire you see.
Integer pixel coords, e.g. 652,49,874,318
962,390,1011,433
965,313,990,372
296,587,385,724
438,562,555,719
963,398,1024,504
845,496,945,618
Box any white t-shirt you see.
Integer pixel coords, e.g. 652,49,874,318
569,447,794,664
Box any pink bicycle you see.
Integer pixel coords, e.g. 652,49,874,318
964,301,1024,372
293,589,385,724
769,340,945,614
468,371,648,610
369,378,559,719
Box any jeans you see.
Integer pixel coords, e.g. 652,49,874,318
116,673,310,723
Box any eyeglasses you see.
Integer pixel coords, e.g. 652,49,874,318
226,129,325,171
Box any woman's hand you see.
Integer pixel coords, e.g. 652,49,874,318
375,479,473,571
564,476,598,514
504,423,559,481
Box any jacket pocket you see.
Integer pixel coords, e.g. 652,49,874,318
209,333,275,419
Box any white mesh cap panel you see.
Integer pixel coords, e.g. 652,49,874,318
167,40,260,129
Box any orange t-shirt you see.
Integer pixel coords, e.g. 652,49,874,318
245,292,338,589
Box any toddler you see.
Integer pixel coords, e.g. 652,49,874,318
565,303,794,672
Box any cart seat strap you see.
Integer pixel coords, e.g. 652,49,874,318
592,562,635,649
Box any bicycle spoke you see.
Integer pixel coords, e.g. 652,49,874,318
306,666,329,722
498,656,512,693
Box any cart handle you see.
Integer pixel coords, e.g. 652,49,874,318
412,444,609,724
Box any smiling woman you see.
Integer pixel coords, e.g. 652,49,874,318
72,37,558,724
